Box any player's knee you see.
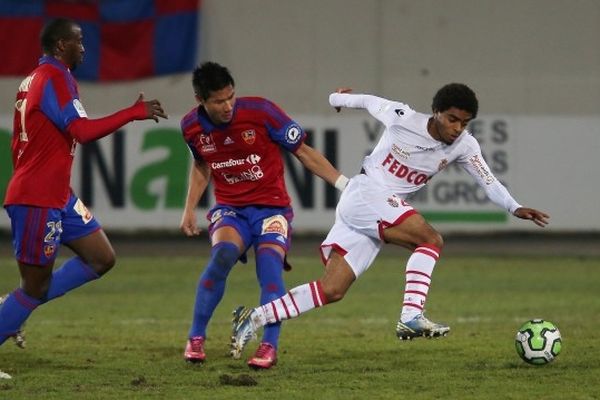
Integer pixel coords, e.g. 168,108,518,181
321,282,347,303
208,242,239,278
95,249,116,275
22,278,52,300
425,231,444,249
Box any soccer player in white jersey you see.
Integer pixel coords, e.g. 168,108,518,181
230,83,549,359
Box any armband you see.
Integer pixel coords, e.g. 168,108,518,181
334,175,349,191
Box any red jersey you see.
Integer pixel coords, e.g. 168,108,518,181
4,56,87,208
181,96,306,207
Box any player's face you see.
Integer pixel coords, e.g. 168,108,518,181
200,85,236,125
430,107,473,145
60,24,85,69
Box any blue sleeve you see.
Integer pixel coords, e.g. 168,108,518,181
268,121,306,152
260,99,306,151
39,78,82,132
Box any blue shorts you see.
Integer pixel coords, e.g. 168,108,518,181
5,193,101,266
207,205,294,262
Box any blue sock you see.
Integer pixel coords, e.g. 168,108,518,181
0,289,42,346
45,257,100,302
189,242,239,338
256,247,286,349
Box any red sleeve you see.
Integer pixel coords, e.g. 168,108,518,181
66,101,146,144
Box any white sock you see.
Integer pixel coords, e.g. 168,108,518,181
252,281,327,327
400,245,441,323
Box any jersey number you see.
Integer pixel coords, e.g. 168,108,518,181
44,221,63,243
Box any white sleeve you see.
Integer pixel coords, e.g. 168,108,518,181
329,93,399,126
458,145,522,214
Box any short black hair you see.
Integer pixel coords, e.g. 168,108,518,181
40,18,78,55
431,83,478,118
192,62,235,100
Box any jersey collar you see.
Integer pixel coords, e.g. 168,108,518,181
39,55,70,72
196,103,238,134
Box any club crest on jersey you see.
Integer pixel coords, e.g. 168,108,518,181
261,215,288,236
242,130,256,145
438,159,448,171
43,244,56,258
285,124,302,144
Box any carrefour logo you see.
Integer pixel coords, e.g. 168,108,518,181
210,154,261,169
246,154,261,164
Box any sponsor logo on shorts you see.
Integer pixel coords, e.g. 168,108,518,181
73,199,93,224
210,209,222,223
261,215,288,236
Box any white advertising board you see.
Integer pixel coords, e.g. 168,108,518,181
1,114,598,233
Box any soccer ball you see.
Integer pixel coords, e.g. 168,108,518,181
515,319,562,365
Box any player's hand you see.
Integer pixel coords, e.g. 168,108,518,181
513,207,549,228
136,92,168,122
333,87,352,112
180,211,202,237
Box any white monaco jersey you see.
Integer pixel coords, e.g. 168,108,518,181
329,92,521,213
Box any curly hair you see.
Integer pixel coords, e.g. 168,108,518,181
431,83,478,118
192,62,235,100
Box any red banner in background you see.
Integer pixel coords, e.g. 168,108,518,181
0,0,200,81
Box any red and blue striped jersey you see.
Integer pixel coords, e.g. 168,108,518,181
4,56,86,208
181,97,306,207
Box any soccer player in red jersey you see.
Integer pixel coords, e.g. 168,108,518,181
0,18,167,351
179,62,348,369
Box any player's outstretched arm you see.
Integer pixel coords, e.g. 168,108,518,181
293,143,348,191
67,93,168,144
332,87,352,112
513,207,550,227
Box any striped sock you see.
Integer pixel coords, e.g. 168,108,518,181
400,244,441,323
253,281,327,326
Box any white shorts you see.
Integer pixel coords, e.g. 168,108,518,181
320,174,417,278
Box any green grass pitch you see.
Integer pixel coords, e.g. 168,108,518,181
1,254,599,399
